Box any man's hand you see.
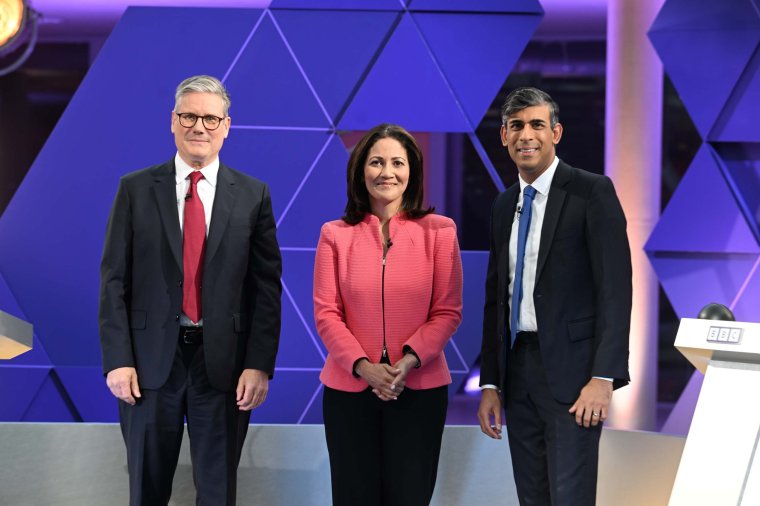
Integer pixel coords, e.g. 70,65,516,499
236,369,269,411
355,360,401,401
569,378,613,428
106,367,141,405
477,388,503,439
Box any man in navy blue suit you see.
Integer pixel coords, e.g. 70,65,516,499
99,75,282,505
478,87,632,505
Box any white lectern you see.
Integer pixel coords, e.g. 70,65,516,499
669,318,760,505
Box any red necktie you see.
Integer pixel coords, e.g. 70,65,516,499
183,171,206,323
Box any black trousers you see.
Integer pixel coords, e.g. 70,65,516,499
504,335,601,506
118,340,251,506
323,385,448,506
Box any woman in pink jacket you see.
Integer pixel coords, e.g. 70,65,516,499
313,124,463,505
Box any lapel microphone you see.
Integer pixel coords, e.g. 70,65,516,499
387,238,393,248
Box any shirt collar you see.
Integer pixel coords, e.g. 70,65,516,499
174,153,219,187
518,156,559,197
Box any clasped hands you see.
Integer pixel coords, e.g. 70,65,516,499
356,354,418,401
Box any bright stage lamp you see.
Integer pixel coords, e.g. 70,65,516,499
0,0,39,76
0,0,26,50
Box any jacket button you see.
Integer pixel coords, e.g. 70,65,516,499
178,280,182,286
175,314,180,321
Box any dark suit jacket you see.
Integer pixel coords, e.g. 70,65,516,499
480,160,631,403
99,159,282,392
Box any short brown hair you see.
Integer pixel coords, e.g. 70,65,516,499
343,124,434,225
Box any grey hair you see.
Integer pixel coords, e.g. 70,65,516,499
501,87,559,128
173,75,231,116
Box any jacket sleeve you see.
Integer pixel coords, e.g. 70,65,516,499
313,223,369,374
243,183,283,376
403,221,463,365
586,176,632,387
98,178,136,375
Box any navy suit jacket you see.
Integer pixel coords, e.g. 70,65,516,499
480,160,631,403
99,159,282,392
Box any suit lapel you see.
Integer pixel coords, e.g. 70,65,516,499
153,161,183,270
536,161,571,283
205,164,236,265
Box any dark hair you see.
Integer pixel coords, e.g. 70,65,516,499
342,123,434,225
501,87,560,128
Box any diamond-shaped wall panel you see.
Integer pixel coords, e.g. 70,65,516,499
271,9,400,123
0,3,541,422
712,49,760,142
412,12,541,127
223,12,331,128
646,145,759,254
339,13,471,132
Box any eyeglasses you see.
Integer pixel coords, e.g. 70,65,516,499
175,112,226,131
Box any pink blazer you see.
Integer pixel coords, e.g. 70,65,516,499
314,213,463,392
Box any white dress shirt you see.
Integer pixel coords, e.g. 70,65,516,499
174,153,219,326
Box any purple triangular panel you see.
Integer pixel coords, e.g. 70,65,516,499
281,251,322,357
649,254,758,320
646,145,759,254
249,371,322,423
298,383,325,424
224,13,330,128
413,12,540,126
277,289,326,369
409,0,543,13
277,251,326,369
721,154,760,241
731,262,760,323
277,135,349,247
339,13,471,132
270,0,403,9
650,0,760,32
21,371,79,422
222,129,331,224
648,28,759,137
712,50,760,142
0,7,265,368
0,367,49,420
272,9,399,123
55,366,119,422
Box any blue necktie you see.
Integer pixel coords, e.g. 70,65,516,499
510,185,537,347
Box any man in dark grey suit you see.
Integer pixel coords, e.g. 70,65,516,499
99,75,282,505
477,87,631,505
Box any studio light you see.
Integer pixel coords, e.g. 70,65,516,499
0,0,40,76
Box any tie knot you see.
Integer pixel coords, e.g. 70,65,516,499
189,171,204,185
523,185,537,200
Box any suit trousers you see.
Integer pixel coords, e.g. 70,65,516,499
323,384,448,506
118,339,251,506
504,335,601,506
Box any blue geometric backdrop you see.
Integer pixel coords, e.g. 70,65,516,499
0,1,542,422
647,0,760,430
647,0,760,324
